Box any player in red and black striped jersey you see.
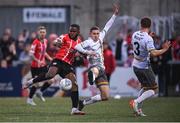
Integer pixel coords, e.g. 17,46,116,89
24,24,85,115
27,26,53,106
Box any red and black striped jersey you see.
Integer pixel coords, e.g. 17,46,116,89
55,34,81,65
30,38,48,68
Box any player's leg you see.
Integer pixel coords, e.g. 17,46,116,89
134,67,158,105
88,67,99,85
130,66,158,116
27,67,40,106
27,85,37,106
79,85,109,111
40,74,62,91
65,72,85,115
34,66,50,102
79,69,109,111
136,88,146,116
35,81,54,102
32,66,58,84
36,75,62,102
24,60,59,88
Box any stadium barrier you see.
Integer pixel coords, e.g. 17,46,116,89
0,66,22,97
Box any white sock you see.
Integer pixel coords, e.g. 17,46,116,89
138,88,144,97
83,94,102,105
27,97,33,101
135,90,155,104
137,88,144,108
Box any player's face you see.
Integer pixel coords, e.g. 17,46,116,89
38,29,46,39
69,27,79,39
90,30,100,41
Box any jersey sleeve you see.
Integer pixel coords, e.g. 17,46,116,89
30,40,37,54
146,37,155,51
74,40,90,53
79,40,90,49
100,14,116,41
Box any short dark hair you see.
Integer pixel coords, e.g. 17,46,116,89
90,26,100,32
38,26,46,30
70,24,80,30
141,17,151,28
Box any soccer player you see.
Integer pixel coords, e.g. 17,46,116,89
24,24,85,115
27,26,53,106
74,4,119,111
129,17,171,116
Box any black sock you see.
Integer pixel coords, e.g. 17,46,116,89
29,86,37,98
33,73,52,84
71,91,79,108
40,82,51,92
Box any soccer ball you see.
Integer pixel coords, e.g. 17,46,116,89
59,78,72,91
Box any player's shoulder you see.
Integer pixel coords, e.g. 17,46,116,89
59,34,68,39
80,38,92,47
77,37,82,43
44,38,48,41
84,38,93,43
144,33,153,42
32,38,39,44
44,38,48,43
132,31,139,37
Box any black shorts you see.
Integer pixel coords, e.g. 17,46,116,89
50,59,75,78
31,66,48,78
133,66,158,90
92,66,108,87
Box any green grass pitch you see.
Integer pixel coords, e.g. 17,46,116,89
0,97,180,122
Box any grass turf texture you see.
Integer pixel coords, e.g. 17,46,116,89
0,97,180,122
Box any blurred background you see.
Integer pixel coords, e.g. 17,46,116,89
0,0,180,97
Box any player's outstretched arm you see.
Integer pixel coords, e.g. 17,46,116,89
75,43,96,55
102,3,119,33
150,41,171,57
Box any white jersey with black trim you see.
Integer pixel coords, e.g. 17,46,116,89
132,31,155,69
81,37,104,68
75,14,116,68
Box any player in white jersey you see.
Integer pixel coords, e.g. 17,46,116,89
74,3,119,111
129,17,171,116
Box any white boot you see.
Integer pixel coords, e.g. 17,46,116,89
36,89,45,102
71,108,85,115
27,98,36,106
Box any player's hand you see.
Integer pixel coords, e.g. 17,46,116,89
162,40,171,50
113,3,120,15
